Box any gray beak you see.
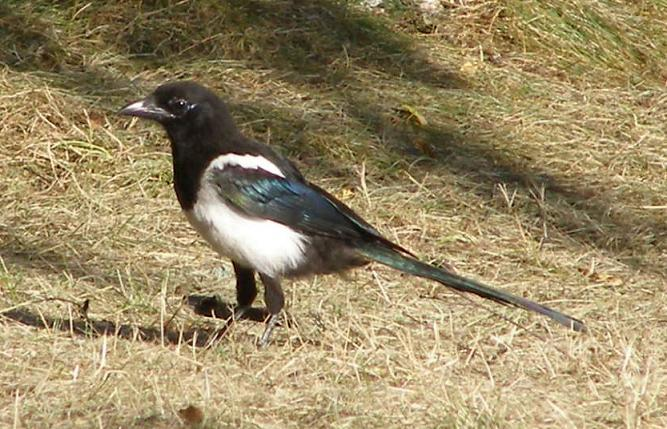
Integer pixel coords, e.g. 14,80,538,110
119,96,175,122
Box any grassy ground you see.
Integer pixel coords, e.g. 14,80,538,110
1,0,665,427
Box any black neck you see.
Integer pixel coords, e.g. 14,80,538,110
166,118,239,210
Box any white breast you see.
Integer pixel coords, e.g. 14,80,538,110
184,154,307,277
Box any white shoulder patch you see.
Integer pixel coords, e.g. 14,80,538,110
209,154,285,178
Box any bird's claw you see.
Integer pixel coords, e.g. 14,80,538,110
258,313,281,348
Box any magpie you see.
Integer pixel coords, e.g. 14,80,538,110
119,81,586,346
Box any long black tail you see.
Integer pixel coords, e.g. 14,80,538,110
357,243,586,332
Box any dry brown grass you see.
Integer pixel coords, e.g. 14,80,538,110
0,1,665,427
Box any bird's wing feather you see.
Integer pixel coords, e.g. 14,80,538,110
209,166,413,255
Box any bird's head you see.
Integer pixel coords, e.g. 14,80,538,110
119,81,238,140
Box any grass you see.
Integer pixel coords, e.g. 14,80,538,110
0,0,665,427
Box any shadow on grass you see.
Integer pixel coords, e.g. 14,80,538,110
0,1,464,95
1,308,219,347
0,233,269,346
345,100,667,278
187,294,269,322
0,297,268,347
2,0,663,280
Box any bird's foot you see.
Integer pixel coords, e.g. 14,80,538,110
232,305,250,322
258,313,281,348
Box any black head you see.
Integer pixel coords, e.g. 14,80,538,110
120,81,243,209
119,81,238,135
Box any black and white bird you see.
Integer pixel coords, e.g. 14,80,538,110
119,81,585,346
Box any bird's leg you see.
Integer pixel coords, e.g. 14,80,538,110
258,273,285,347
233,261,257,321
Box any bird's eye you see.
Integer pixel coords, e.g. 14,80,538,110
169,98,190,115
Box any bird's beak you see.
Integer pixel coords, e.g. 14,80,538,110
119,96,175,122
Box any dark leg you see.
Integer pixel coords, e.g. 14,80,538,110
202,263,256,347
233,261,257,320
258,273,285,347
